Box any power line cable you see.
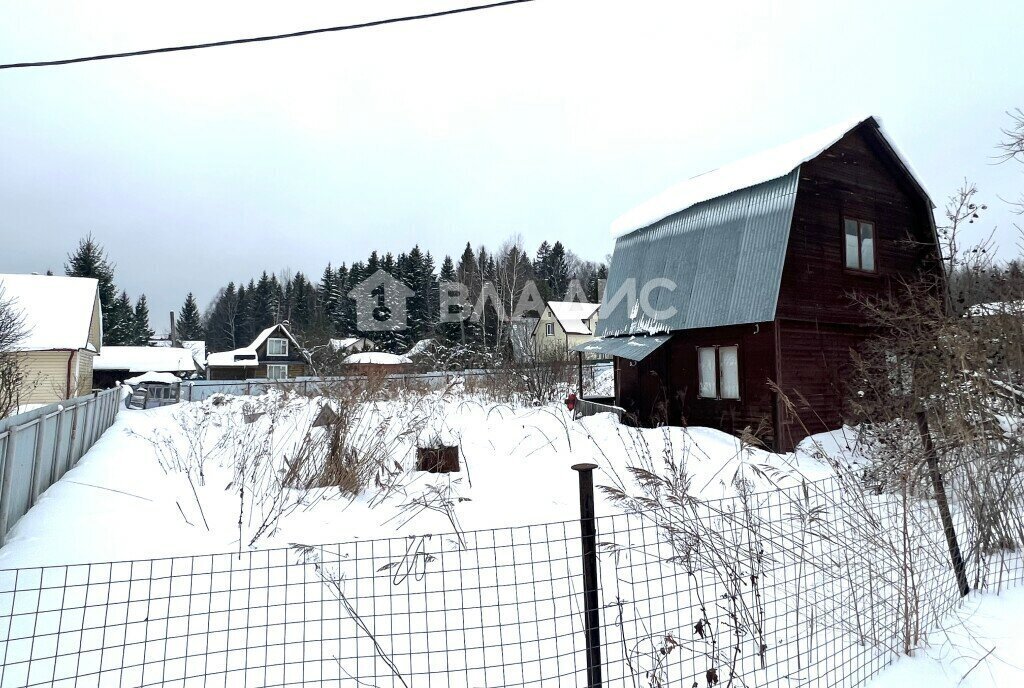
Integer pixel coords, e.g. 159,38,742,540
0,0,536,71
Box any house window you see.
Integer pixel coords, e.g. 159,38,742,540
545,323,554,336
844,218,875,272
267,364,289,380
267,337,289,356
697,345,740,400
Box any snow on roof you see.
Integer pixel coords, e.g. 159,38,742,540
181,340,206,367
342,352,412,365
206,348,258,367
124,372,182,386
251,324,298,350
405,339,434,356
611,115,930,238
0,274,99,352
547,301,600,335
329,337,365,352
94,346,198,373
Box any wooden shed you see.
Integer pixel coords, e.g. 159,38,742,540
577,116,942,450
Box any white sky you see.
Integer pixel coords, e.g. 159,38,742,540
1,0,1022,331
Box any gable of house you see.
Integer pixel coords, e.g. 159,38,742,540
596,116,936,339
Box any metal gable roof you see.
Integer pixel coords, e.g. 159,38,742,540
596,169,799,337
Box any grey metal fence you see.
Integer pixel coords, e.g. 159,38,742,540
0,388,121,546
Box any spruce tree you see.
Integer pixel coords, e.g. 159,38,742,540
546,242,571,301
107,291,136,345
177,293,205,341
133,295,154,345
65,234,118,344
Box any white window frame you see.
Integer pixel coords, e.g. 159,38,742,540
844,218,876,272
545,322,555,336
696,345,740,400
267,337,289,356
267,364,289,381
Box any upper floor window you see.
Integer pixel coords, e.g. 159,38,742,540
697,345,740,400
545,323,555,336
844,218,875,272
267,337,289,356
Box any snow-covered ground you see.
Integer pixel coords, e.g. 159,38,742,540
2,388,1020,688
0,388,838,568
870,587,1024,688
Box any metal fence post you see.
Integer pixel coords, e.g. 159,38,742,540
572,462,603,687
0,426,19,545
916,411,970,597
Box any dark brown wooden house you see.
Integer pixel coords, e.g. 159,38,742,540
576,117,941,450
206,324,311,381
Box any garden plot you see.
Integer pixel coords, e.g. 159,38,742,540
0,388,836,569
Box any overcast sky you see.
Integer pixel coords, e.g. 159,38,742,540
2,0,1022,333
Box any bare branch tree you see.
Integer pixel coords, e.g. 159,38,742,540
0,285,28,418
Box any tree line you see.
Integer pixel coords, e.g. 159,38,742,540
55,234,607,355
200,236,608,355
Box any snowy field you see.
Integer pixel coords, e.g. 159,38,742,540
0,387,1021,687
0,386,832,568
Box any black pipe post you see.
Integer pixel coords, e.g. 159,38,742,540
577,351,585,400
572,462,603,687
916,411,970,597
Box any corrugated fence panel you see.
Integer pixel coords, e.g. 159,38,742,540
0,388,121,545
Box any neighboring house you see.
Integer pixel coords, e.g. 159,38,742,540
0,274,102,404
92,346,200,388
576,116,941,450
206,324,311,381
533,301,601,356
328,337,375,355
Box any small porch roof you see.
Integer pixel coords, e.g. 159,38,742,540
571,334,671,361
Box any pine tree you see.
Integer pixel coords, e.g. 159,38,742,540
65,234,118,345
133,295,154,345
177,293,205,341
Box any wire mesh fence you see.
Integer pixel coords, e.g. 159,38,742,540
0,473,1021,687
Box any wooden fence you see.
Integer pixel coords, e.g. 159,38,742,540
0,388,122,545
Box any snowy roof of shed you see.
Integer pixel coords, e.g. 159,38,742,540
94,346,198,373
611,116,931,238
206,348,258,367
124,372,182,385
545,302,600,335
343,352,411,365
0,274,100,352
